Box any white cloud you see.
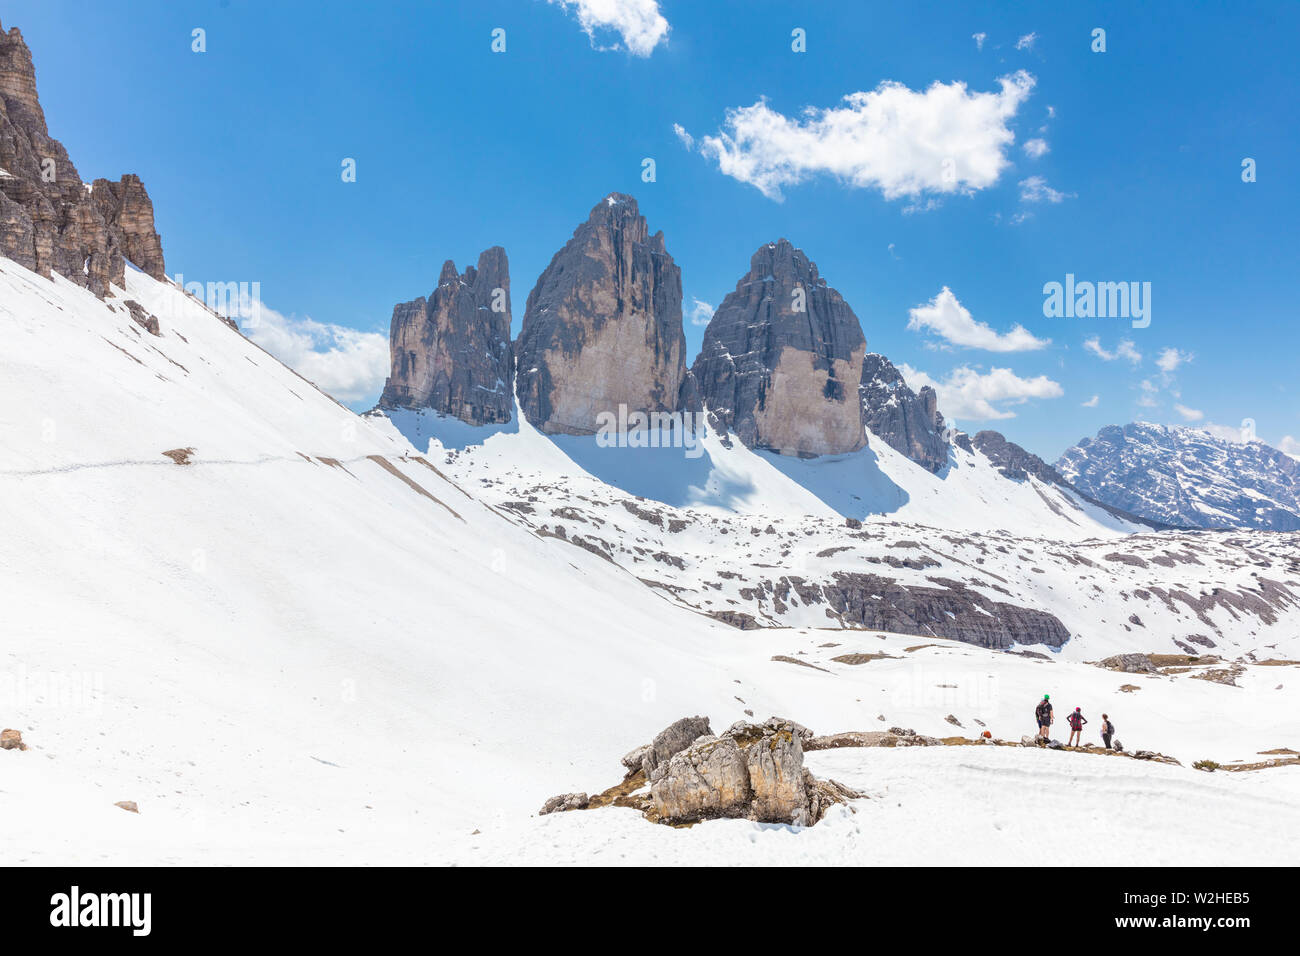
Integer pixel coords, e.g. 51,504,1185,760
1019,175,1073,203
243,302,389,404
1083,336,1142,364
1155,347,1193,372
679,71,1036,201
687,296,715,327
907,286,1049,352
1016,32,1038,50
1082,394,1099,407
901,363,1063,420
1023,137,1049,158
1174,403,1204,422
1137,378,1160,408
548,0,669,57
1279,435,1300,459
1201,422,1246,443
671,123,693,150
972,32,987,50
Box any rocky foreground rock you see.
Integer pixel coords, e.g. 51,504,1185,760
859,352,947,472
0,21,165,297
693,239,867,458
544,715,864,827
378,247,514,425
515,193,694,435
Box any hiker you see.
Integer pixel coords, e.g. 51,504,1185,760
1066,707,1088,747
1101,713,1115,750
1035,694,1053,741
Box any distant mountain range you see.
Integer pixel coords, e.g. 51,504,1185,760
1058,423,1300,531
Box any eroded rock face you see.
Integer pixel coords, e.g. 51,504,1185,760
649,734,752,822
515,193,692,435
693,239,867,458
743,725,808,823
860,352,948,472
378,247,513,425
0,22,165,296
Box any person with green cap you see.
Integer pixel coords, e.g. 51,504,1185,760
1035,694,1053,741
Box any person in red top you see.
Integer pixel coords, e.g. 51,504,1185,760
1066,707,1088,747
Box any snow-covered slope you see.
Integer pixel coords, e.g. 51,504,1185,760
1058,422,1300,531
373,405,1143,540
368,406,1300,660
3,257,1299,865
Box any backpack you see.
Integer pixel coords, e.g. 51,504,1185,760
1035,701,1050,723
1068,712,1083,730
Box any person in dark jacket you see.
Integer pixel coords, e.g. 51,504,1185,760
1066,707,1088,747
1101,714,1115,749
1035,694,1053,741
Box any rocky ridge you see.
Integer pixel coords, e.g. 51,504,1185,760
0,21,165,297
1057,423,1300,531
860,351,948,472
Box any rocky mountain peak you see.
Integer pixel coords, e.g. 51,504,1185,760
0,20,166,296
692,239,867,458
1057,422,1300,531
514,192,691,435
859,352,948,472
0,22,45,131
378,245,513,426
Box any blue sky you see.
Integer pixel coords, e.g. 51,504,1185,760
8,0,1298,459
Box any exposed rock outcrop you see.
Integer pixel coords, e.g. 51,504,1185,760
515,194,692,435
693,239,867,458
123,299,160,336
378,247,513,425
645,716,864,825
649,733,752,822
0,22,165,296
860,352,947,472
0,728,26,750
820,572,1072,649
973,430,1065,483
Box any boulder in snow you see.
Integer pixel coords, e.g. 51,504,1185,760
539,792,589,815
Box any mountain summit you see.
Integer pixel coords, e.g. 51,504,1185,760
514,193,693,435
692,239,868,458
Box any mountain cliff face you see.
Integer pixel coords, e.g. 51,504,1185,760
514,193,692,435
378,247,513,425
692,239,867,458
1057,423,1300,531
0,22,164,296
860,352,947,472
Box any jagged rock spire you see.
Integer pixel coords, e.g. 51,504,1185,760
692,239,867,458
514,193,693,435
